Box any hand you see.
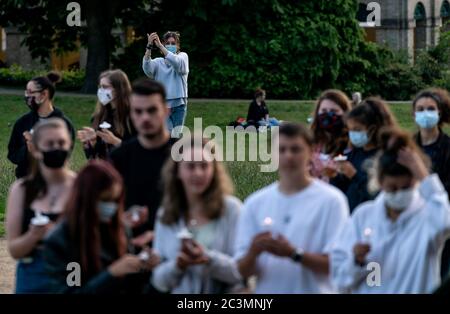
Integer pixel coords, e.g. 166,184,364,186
108,254,142,277
181,239,206,260
138,247,161,271
131,231,154,248
123,205,149,229
147,32,162,48
336,161,357,179
96,129,121,146
77,127,97,146
248,231,273,256
176,250,209,271
322,164,338,179
261,234,296,258
28,222,55,241
397,148,428,181
23,131,33,152
353,243,371,266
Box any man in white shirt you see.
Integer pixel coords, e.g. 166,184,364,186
235,122,349,293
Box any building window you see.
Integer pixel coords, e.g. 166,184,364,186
442,1,450,18
414,3,426,20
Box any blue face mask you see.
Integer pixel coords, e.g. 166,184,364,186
98,202,118,222
165,44,177,54
349,131,369,148
415,110,439,129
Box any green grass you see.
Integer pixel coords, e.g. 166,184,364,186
1,94,446,237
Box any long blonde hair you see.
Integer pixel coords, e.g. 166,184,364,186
160,136,233,225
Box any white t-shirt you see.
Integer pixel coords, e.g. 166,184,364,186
331,174,450,293
235,179,349,293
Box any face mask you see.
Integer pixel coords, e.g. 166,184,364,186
415,110,439,129
42,149,69,169
165,44,177,54
24,95,43,111
98,202,118,222
317,112,344,133
97,88,113,106
349,131,369,148
384,188,415,211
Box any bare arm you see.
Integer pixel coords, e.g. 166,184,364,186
6,180,48,259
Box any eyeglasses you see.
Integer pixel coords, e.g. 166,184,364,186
24,89,43,97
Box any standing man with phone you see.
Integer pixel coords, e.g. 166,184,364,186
143,31,189,138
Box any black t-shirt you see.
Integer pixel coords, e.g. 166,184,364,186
109,137,175,234
246,100,269,123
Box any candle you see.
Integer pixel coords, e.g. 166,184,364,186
99,121,112,129
31,211,50,226
138,251,150,262
334,154,348,162
363,228,372,243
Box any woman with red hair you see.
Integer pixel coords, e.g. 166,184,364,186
43,160,159,293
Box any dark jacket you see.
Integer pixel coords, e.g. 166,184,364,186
43,220,132,294
246,100,269,124
330,147,378,213
415,130,450,198
7,108,75,178
84,107,136,160
415,130,450,279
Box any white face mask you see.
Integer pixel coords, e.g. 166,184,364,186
98,201,118,222
384,188,415,211
97,88,113,105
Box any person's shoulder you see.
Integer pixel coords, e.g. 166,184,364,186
14,111,34,126
223,195,243,216
244,182,277,208
9,178,26,196
311,179,347,201
440,131,450,146
178,52,188,58
351,197,379,220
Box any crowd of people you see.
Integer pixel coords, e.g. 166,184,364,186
4,31,450,294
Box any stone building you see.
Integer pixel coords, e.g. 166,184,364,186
358,0,450,59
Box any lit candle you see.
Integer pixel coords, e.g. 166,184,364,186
363,227,372,243
334,154,348,162
31,210,50,226
99,121,112,130
138,251,150,262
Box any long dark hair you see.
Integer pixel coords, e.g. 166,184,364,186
346,97,398,148
64,160,127,280
22,118,71,209
92,70,132,138
310,89,351,155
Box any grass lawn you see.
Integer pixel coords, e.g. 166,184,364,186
0,93,445,237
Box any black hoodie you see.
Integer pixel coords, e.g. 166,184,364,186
7,107,75,178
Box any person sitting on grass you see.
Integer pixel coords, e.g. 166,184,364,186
246,88,280,129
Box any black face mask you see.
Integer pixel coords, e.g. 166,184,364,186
42,149,69,169
24,96,40,111
317,112,344,133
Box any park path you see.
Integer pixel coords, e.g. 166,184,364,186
0,238,15,294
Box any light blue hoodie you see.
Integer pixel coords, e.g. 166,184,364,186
142,51,189,108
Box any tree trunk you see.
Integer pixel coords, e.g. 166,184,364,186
81,0,121,93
